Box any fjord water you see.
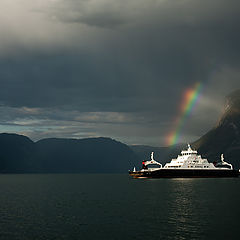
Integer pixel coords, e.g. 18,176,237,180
0,174,239,240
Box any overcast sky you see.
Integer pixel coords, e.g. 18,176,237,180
0,0,240,146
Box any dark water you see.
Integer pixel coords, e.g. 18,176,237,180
0,174,239,240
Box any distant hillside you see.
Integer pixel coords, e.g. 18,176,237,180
130,144,185,166
193,89,240,169
34,137,138,173
0,134,138,173
0,133,34,172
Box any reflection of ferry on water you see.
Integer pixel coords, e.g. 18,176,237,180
129,144,240,178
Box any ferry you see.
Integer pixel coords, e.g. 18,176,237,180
129,144,239,178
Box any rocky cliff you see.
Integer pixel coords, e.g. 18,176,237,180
193,89,240,168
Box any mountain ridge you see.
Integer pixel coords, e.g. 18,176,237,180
0,133,138,173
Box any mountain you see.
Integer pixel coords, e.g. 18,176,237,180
33,137,138,173
0,134,138,173
193,89,240,169
0,133,35,172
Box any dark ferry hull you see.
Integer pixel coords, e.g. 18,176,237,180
129,169,240,178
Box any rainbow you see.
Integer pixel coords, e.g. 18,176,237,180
166,82,203,146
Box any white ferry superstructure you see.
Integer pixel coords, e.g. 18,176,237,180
129,144,239,178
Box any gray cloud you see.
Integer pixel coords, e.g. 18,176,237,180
0,0,240,145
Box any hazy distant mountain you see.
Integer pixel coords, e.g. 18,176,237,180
193,89,240,169
0,134,138,173
129,144,185,166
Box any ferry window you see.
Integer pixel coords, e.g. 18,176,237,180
148,164,161,169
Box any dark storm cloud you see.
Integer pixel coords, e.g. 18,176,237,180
0,0,240,145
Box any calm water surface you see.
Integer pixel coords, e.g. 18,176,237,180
0,174,239,240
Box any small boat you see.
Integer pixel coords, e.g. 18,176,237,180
129,144,239,178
